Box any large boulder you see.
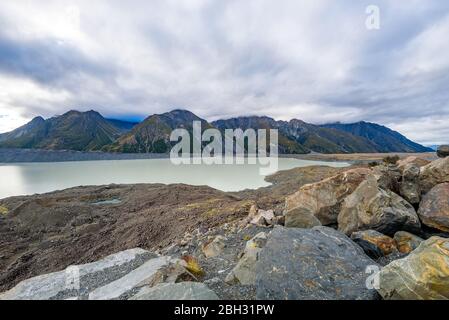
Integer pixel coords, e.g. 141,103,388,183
285,168,371,227
351,230,397,259
0,249,185,300
397,156,430,172
372,164,401,194
419,157,449,194
377,237,449,300
130,282,219,300
202,235,226,258
225,232,267,285
394,231,423,254
284,207,322,229
255,226,379,300
399,164,421,205
418,183,449,232
437,145,449,158
338,175,421,236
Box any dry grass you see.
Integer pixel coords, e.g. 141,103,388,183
0,205,8,215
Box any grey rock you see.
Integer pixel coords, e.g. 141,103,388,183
88,256,178,300
338,174,421,236
419,157,449,194
437,145,449,158
397,156,431,172
130,282,219,300
284,207,322,229
284,168,372,226
202,235,226,258
373,164,401,194
418,183,449,232
351,230,398,259
394,231,424,254
225,232,267,285
399,164,421,205
0,248,155,300
255,226,379,300
377,237,449,300
376,251,408,267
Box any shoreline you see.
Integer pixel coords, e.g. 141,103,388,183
0,148,437,164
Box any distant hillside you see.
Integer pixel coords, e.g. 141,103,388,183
0,111,134,151
103,110,212,153
0,109,432,154
212,117,309,154
213,117,379,154
106,119,138,133
321,122,432,153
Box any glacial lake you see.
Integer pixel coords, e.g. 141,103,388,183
0,158,350,199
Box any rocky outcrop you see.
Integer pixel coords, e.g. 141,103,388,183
0,249,193,300
437,145,449,158
284,206,322,228
372,164,401,194
419,157,449,194
418,183,449,232
202,236,226,258
338,175,421,236
285,168,371,227
130,282,219,300
351,230,397,259
241,205,277,227
397,156,430,172
225,232,267,285
399,164,421,205
377,237,449,300
394,231,423,254
250,210,275,227
255,227,379,300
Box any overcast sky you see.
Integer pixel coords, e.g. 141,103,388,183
0,0,448,145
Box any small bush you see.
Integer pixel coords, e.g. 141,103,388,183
383,155,400,165
0,206,8,215
368,161,379,168
182,255,204,277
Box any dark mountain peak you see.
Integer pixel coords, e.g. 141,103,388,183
215,115,276,122
161,109,204,122
106,118,138,132
322,121,432,153
289,118,308,126
212,116,279,131
61,109,102,118
30,116,45,124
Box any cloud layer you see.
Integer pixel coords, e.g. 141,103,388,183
0,0,448,145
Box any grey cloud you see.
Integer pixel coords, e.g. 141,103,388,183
0,0,448,144
0,36,115,86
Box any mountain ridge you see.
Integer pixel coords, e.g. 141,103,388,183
321,121,432,153
0,109,432,154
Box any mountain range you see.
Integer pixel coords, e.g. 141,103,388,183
0,109,433,154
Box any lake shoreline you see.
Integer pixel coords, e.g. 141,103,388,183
0,148,436,164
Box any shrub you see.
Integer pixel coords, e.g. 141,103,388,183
0,205,8,215
383,155,400,165
368,161,379,168
182,255,204,277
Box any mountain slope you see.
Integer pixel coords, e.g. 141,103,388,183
0,109,432,154
0,116,48,148
321,122,432,153
213,117,309,154
212,117,380,154
106,119,138,133
0,111,126,151
103,110,212,153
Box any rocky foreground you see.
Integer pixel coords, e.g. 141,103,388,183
0,150,448,300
